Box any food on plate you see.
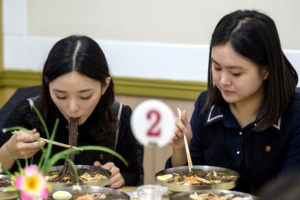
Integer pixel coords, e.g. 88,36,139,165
189,192,254,200
0,187,9,192
76,193,106,200
79,173,107,182
76,194,94,200
157,169,237,185
0,177,12,192
156,174,173,181
52,191,72,200
46,169,107,184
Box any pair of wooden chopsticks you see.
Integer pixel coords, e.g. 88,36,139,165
12,130,83,151
177,108,193,172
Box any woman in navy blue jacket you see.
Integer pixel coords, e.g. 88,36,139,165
166,10,299,194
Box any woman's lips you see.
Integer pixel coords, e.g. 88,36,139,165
221,89,233,94
68,117,82,125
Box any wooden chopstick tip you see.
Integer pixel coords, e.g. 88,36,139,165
177,108,181,117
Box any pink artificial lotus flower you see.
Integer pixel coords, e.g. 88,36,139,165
14,165,50,200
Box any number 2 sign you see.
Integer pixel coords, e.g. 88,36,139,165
131,99,175,147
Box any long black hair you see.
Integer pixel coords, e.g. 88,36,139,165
204,10,298,131
27,35,117,141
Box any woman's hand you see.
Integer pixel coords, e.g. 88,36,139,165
94,161,124,188
168,109,193,167
169,109,192,150
7,129,46,158
0,129,46,169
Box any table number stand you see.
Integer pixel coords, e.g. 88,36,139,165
131,99,175,198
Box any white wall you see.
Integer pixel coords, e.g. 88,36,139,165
3,0,300,84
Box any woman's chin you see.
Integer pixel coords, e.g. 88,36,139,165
222,96,238,104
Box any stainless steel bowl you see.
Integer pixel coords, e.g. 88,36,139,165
155,165,240,192
47,186,130,200
170,189,257,200
48,165,111,190
0,174,18,200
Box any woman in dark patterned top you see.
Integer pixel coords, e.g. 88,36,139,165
0,35,142,188
166,10,300,194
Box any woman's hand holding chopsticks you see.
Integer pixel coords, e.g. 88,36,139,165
168,108,193,168
10,129,47,158
169,109,193,148
0,129,46,170
11,130,83,151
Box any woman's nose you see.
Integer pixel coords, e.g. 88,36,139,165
69,100,80,113
220,72,231,85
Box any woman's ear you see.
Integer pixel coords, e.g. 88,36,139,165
263,67,269,80
101,77,111,95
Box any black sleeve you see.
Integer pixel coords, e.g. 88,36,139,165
0,99,32,172
113,105,144,186
0,100,32,146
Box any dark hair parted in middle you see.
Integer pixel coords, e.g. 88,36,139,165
27,35,117,141
204,10,298,131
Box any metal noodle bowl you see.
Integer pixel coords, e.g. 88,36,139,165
170,189,257,200
155,165,240,192
47,186,130,200
47,165,112,190
0,174,18,200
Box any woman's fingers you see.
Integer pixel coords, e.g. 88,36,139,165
174,110,190,140
178,110,193,140
169,109,192,149
8,130,46,159
93,161,102,167
13,143,41,159
109,174,124,188
177,110,190,133
100,162,124,188
14,130,41,143
171,128,183,141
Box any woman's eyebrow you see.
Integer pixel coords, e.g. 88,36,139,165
78,89,93,93
211,57,243,69
211,57,220,65
53,89,66,93
52,88,92,93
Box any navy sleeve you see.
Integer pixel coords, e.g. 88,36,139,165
279,113,300,176
189,94,205,165
165,157,173,169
